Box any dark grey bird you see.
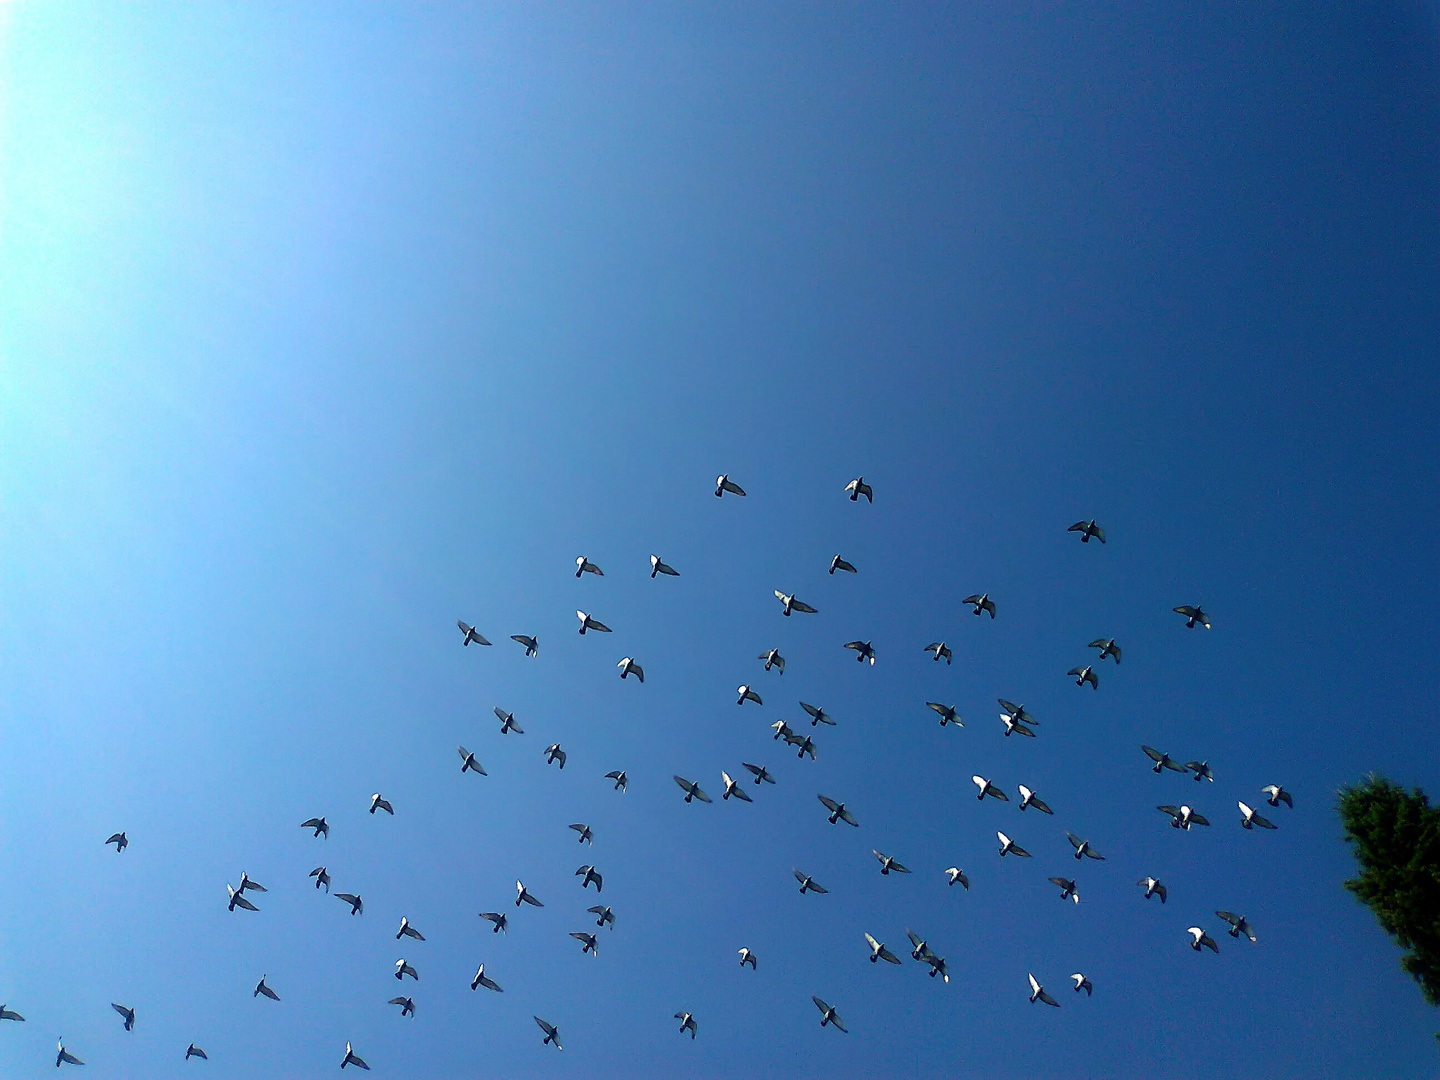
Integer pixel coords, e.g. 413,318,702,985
227,883,259,912
1017,785,1053,814
1048,876,1080,904
570,823,594,844
617,657,644,682
774,590,818,616
389,996,415,1017
721,771,753,802
758,649,785,673
1186,760,1214,782
457,619,491,647
1262,784,1294,809
396,917,424,941
923,641,952,664
1138,876,1168,902
864,932,901,964
105,831,128,852
1066,832,1105,861
605,769,628,792
471,964,503,992
1089,638,1121,663
511,634,538,656
535,1016,562,1050
1142,746,1188,774
309,866,330,892
963,593,997,618
673,776,712,803
341,1042,370,1069
927,702,962,727
0,1005,24,1022
1157,804,1210,830
872,850,910,875
56,1039,84,1067
575,556,603,578
336,892,363,915
575,865,603,892
544,744,567,768
254,976,280,1001
1173,604,1211,629
829,554,857,575
515,881,543,908
185,1043,207,1059
1028,973,1059,1006
394,958,418,981
369,793,393,815
571,931,599,956
479,911,509,933
844,477,873,503
237,871,266,895
111,1003,135,1031
844,640,876,665
743,762,776,785
576,610,612,635
793,869,828,894
1216,910,1257,942
589,905,616,930
973,775,1008,802
1067,519,1105,543
458,746,487,775
818,794,858,826
494,707,524,735
715,474,746,498
650,554,679,578
1238,801,1277,830
998,699,1038,726
812,996,848,1031
1187,927,1219,953
788,734,817,760
674,1011,697,1039
800,701,835,726
1068,665,1098,689
300,816,329,838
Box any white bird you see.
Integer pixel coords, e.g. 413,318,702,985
973,775,1009,802
576,610,612,634
1048,876,1080,904
335,892,363,915
589,905,616,929
227,883,260,912
1137,876,1168,902
474,959,514,1000
310,866,331,892
515,881,544,908
829,554,858,575
873,850,910,875
1216,910,1257,942
56,1039,84,1067
369,793,394,815
105,831,128,852
673,776,712,803
570,823,594,844
1262,784,1294,808
927,702,962,727
1067,665,1099,689
1157,804,1210,830
1173,604,1212,629
394,958,418,981
1089,637,1121,663
743,762,776,785
996,831,1031,857
774,590,818,616
575,556,603,578
605,769,628,792
570,931,599,956
844,477,873,503
457,619,492,646
1142,745,1188,774
800,702,835,726
721,771,753,802
0,1005,24,1021
923,641,952,664
1028,973,1059,1006
534,1016,562,1050
457,746,487,775
254,976,280,1001
793,869,828,894
1066,832,1105,861
300,816,329,838
738,947,757,969
650,554,679,578
818,794,858,826
185,1043,206,1059
493,707,524,734
864,932,901,964
617,657,644,682
341,1042,370,1070
544,744,567,768
844,640,876,665
397,917,424,941
575,865,603,892
111,1002,135,1030
1187,926,1219,953
389,996,415,1017
945,867,969,889
1071,973,1093,995
963,593,997,618
812,996,848,1031
1067,519,1105,543
715,474,746,498
1238,801,1277,830
1187,760,1215,782
511,634,538,656
737,684,762,706
758,649,785,673
479,911,509,933
1017,785,1053,814
674,1011,697,1039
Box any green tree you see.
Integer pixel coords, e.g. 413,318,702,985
1339,775,1440,1006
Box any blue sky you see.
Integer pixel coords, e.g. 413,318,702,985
1,3,1438,1076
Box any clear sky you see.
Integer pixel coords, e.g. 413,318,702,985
2,3,1438,1077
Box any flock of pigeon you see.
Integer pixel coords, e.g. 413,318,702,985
6,474,1296,1068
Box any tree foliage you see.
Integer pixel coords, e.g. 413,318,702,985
1339,775,1440,1006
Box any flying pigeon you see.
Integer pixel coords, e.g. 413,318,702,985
515,881,543,908
793,869,828,894
254,976,280,1001
570,823,594,844
1067,519,1105,543
185,1044,207,1059
111,1003,135,1031
650,555,679,578
674,1012,698,1039
743,762,775,785
0,1005,24,1021
737,685,762,706
576,865,603,892
927,702,962,727
844,477,873,503
310,866,331,892
739,947,757,969
1187,927,1219,953
758,649,786,673
394,958,418,981
722,771,753,802
800,702,835,726
534,1016,562,1050
479,911,509,933
1216,910,1257,942
1017,785,1053,814
1137,876,1168,902
1142,746,1188,774
570,931,599,956
397,917,425,941
674,775,712,803
1186,760,1214,782
575,556,603,578
617,657,644,682
494,708,524,734
998,699,1038,726
544,744,567,768
369,793,394,815
844,640,876,665
471,964,502,992
1066,832,1105,860
973,775,1009,802
715,474,746,498
774,590,818,616
511,634,538,656
1028,973,1060,1006
963,593,997,618
1089,638,1121,663
105,831,128,852
227,883,260,912
457,619,492,647
300,816,329,838
389,996,415,1017
336,892,363,915
1002,713,1037,738
996,831,1031,857
1238,801,1277,830
589,905,616,930
1173,605,1211,629
457,746,487,775
236,871,266,895
864,932,901,964
56,1039,84,1067
576,610,612,635
1262,784,1293,808
1067,665,1098,689
873,850,910,875
812,996,848,1031
923,641,952,664
945,867,969,889
1157,804,1210,830
818,794,858,826
771,720,796,742
922,954,951,982
1071,973,1093,995
1048,876,1080,904
829,554,858,575
788,734,817,760
906,929,938,963
605,770,628,792
341,1042,370,1069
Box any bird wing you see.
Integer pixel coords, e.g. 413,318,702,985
232,892,259,911
730,783,753,802
1068,521,1086,532
839,807,859,826
1039,990,1060,1007
1142,745,1164,763
864,932,882,952
879,946,901,964
791,598,817,613
809,879,828,893
962,595,982,606
723,479,746,495
891,859,911,873
300,818,324,829
844,641,864,651
812,995,829,1013
818,794,840,812
692,786,712,803
835,558,856,573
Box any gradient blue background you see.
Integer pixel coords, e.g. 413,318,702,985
2,3,1438,1076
